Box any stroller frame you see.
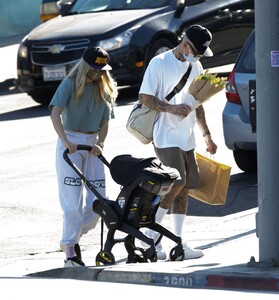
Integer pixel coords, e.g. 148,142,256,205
63,144,185,265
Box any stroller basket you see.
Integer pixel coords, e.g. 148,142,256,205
63,145,185,265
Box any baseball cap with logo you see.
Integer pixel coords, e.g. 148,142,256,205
83,47,112,70
184,25,213,57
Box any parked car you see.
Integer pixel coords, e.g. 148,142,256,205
17,0,254,105
222,30,256,173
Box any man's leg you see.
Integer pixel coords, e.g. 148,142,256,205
143,185,183,260
170,186,204,259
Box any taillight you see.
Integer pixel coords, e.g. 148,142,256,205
225,67,242,105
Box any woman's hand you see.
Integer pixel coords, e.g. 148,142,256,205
62,138,77,154
90,144,103,156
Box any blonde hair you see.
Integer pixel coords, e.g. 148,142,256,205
67,58,118,106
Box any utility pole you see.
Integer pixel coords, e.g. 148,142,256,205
255,0,279,265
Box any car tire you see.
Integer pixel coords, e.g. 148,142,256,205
29,92,54,106
146,38,176,65
233,149,257,173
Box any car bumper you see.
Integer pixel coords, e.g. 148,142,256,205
222,102,257,151
16,74,60,95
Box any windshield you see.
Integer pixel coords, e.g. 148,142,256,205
69,0,170,13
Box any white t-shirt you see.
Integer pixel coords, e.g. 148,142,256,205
139,49,203,151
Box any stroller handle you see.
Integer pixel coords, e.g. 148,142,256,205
63,144,110,168
77,144,93,152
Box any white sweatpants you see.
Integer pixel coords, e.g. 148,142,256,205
55,130,106,248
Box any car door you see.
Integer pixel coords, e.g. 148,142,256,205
229,0,254,50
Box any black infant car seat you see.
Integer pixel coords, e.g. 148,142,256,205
63,145,185,265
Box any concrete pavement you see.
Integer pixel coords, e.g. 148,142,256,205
2,208,279,293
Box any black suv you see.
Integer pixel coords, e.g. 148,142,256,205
17,0,254,105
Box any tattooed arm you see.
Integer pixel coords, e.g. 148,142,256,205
196,105,217,154
139,93,191,118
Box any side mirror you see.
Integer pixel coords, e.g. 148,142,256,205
59,2,73,15
174,0,186,18
174,0,205,18
184,0,205,5
40,1,60,22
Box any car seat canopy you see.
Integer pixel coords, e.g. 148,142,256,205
110,155,179,187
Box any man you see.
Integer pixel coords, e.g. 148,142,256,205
139,25,217,260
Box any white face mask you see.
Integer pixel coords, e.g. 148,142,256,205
183,53,201,63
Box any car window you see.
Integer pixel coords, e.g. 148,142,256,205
70,0,170,13
235,31,255,73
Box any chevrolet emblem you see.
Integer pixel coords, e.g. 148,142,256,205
48,44,65,54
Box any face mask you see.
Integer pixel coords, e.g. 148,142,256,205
87,69,105,81
183,53,201,63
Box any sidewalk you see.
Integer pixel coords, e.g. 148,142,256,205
1,208,279,293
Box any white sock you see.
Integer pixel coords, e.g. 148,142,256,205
155,207,169,223
146,207,169,240
171,214,185,237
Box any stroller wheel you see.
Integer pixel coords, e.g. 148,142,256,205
126,253,146,264
126,247,147,264
169,244,185,261
144,246,158,263
95,251,115,266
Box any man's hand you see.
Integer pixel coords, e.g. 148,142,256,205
204,135,217,154
168,104,192,118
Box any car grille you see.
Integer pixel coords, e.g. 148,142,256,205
30,39,90,66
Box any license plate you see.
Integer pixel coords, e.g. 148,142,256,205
42,66,66,81
249,80,256,133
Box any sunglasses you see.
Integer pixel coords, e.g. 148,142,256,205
186,43,203,58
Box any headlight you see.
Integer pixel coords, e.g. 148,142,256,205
18,45,28,58
98,28,138,51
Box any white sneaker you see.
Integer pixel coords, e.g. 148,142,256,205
141,229,167,260
141,229,160,248
182,242,204,259
64,256,85,267
155,241,167,261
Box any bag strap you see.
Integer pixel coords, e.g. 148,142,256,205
165,63,192,101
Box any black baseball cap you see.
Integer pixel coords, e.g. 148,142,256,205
184,25,213,57
83,47,112,70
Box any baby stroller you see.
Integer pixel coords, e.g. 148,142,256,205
63,144,185,265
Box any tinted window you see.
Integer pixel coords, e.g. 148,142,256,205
70,0,170,13
235,30,255,73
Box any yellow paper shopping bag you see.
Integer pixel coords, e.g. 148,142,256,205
189,153,231,205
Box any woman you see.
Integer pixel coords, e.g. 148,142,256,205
49,47,118,267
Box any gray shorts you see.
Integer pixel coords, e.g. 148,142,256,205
154,147,200,188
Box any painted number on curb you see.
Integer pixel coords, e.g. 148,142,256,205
163,275,193,287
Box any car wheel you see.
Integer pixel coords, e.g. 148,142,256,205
146,38,176,65
29,92,54,106
233,149,257,173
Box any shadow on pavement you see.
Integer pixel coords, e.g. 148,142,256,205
0,75,139,100
0,84,139,122
0,78,20,96
188,172,258,217
0,104,50,121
